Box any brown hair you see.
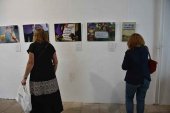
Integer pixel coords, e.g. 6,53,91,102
127,33,145,49
33,28,49,43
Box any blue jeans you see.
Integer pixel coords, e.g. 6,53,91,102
126,79,150,113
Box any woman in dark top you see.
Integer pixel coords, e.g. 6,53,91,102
122,33,150,113
21,27,63,113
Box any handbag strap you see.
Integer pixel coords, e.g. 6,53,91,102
148,51,152,60
145,46,151,59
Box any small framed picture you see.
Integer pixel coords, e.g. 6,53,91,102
122,22,136,42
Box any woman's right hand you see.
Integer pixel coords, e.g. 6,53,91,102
21,79,26,85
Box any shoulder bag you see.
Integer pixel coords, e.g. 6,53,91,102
148,48,158,74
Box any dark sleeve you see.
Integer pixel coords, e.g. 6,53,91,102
122,51,130,70
145,46,150,59
49,43,56,55
27,43,34,54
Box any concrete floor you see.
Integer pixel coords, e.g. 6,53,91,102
0,99,170,113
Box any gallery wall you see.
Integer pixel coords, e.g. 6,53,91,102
158,0,170,105
0,0,161,104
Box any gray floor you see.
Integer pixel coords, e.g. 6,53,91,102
0,99,170,113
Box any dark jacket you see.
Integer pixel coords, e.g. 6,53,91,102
122,46,151,85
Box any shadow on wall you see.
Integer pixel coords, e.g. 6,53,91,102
89,72,125,104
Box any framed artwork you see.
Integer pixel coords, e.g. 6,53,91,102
54,23,81,42
87,22,115,41
23,24,49,42
0,25,19,43
122,22,136,41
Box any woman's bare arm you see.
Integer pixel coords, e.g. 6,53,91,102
21,52,34,85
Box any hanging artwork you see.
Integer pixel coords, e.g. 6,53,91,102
122,22,136,41
87,22,115,41
0,25,19,43
23,24,49,42
54,23,81,42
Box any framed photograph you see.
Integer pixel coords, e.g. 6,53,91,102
122,22,136,41
23,24,49,42
54,23,81,42
87,22,115,41
0,25,19,43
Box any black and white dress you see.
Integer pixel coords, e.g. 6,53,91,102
27,42,63,113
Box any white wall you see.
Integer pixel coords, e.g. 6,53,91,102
0,0,159,104
158,0,170,105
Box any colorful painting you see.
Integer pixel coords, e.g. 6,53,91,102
23,24,49,42
87,22,115,41
54,23,81,42
122,22,136,41
0,25,19,43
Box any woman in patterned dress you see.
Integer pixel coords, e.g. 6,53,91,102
21,26,63,113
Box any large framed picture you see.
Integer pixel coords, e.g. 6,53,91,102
23,24,49,42
87,22,115,41
0,25,19,43
54,23,81,42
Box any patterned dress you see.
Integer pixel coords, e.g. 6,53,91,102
27,42,63,113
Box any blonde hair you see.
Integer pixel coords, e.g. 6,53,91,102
127,33,145,49
33,28,49,42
